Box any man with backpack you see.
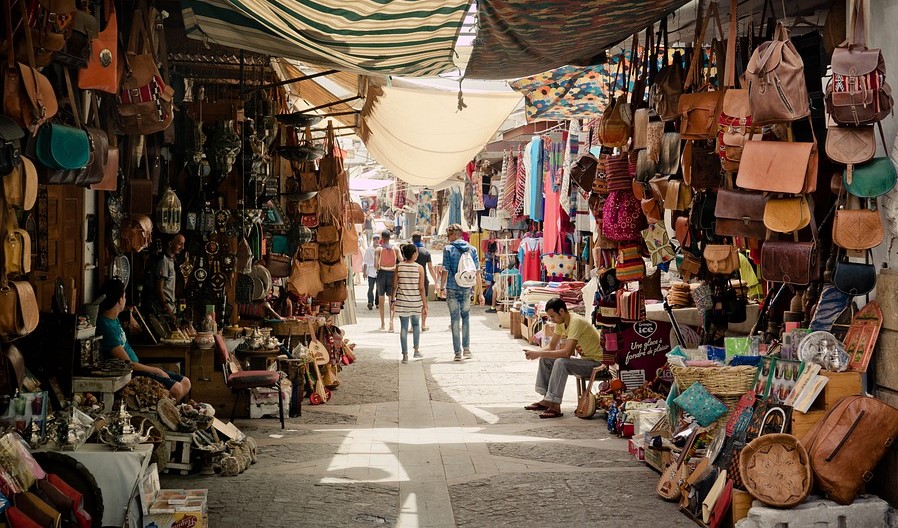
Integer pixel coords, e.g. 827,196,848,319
375,230,401,332
440,224,484,361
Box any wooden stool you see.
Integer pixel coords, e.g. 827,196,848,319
164,432,195,475
576,366,612,400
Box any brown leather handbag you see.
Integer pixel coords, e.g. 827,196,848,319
825,0,892,126
682,139,722,190
317,241,342,263
736,122,818,194
265,253,292,278
0,274,39,342
319,260,348,284
704,244,740,275
825,125,875,166
598,94,631,148
4,0,59,133
120,215,153,253
714,189,767,239
650,18,685,122
760,211,820,285
317,224,340,244
78,0,119,93
0,344,24,395
570,153,598,192
659,132,681,176
745,23,811,124
717,89,757,172
298,243,319,261
4,216,31,277
832,208,883,250
678,3,725,140
4,157,38,211
317,280,348,302
664,179,692,211
803,395,898,505
763,195,811,233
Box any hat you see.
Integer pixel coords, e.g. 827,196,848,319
447,223,463,233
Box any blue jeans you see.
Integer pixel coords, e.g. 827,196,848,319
446,288,471,355
399,315,420,355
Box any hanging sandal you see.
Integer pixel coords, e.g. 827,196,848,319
538,410,564,419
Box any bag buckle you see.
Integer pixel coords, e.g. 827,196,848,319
862,471,874,482
886,437,895,448
742,216,751,227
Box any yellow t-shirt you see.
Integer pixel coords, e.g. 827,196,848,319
555,313,603,362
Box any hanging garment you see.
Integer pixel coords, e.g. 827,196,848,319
472,162,485,211
575,191,593,232
560,121,577,214
543,139,562,253
527,136,544,221
501,152,515,214
417,190,433,227
519,236,543,282
514,148,526,218
448,186,463,225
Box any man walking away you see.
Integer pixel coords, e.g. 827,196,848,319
375,230,400,332
362,234,381,310
440,224,484,361
412,231,436,331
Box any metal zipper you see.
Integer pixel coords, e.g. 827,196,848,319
826,409,865,462
774,78,795,116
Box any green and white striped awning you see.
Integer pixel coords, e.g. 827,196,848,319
181,0,470,77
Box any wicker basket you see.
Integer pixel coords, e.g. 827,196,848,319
739,433,812,508
670,365,757,394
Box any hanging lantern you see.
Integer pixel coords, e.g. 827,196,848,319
156,187,182,234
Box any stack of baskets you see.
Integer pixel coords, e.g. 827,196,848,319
670,364,757,426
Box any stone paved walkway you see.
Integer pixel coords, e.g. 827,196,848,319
162,282,692,527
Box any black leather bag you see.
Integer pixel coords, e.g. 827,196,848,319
570,153,598,193
0,115,24,176
832,252,876,296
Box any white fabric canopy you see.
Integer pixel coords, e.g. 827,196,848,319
360,83,522,187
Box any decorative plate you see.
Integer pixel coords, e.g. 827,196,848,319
111,255,131,288
205,240,219,256
739,433,812,508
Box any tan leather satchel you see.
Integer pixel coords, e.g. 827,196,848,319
320,260,348,284
632,108,650,149
598,94,631,148
763,195,811,233
117,9,175,135
745,23,811,124
825,126,875,166
704,244,740,275
736,123,818,194
832,208,883,251
4,157,37,210
4,0,59,133
664,180,692,211
679,91,725,140
803,395,898,505
4,219,31,277
120,215,153,253
0,275,39,342
659,132,681,176
287,260,323,297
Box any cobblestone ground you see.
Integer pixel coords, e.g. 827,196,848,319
162,281,692,527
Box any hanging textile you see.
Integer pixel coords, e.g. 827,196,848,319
448,185,463,225
501,151,516,215
417,190,433,229
543,138,561,254
472,161,486,212
514,148,526,219
508,63,628,123
560,120,578,214
527,136,544,221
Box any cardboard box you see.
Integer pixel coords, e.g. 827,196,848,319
628,438,645,461
140,464,208,528
497,310,511,328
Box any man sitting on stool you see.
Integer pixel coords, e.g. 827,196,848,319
523,297,610,419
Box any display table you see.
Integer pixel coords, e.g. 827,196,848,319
645,302,760,338
72,373,132,413
235,347,282,370
45,444,153,528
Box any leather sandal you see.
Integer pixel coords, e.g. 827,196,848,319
524,403,549,411
538,410,564,419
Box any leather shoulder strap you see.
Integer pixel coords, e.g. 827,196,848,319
724,0,738,88
849,0,867,49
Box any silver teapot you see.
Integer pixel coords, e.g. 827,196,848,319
244,326,265,350
98,403,152,450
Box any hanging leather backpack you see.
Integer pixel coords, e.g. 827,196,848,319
745,23,811,124
678,3,726,141
825,0,892,126
117,9,174,135
650,18,685,122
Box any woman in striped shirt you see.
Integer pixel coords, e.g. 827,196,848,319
391,244,427,363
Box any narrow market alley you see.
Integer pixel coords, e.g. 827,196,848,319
164,283,691,527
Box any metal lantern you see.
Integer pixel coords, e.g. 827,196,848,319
156,187,182,234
